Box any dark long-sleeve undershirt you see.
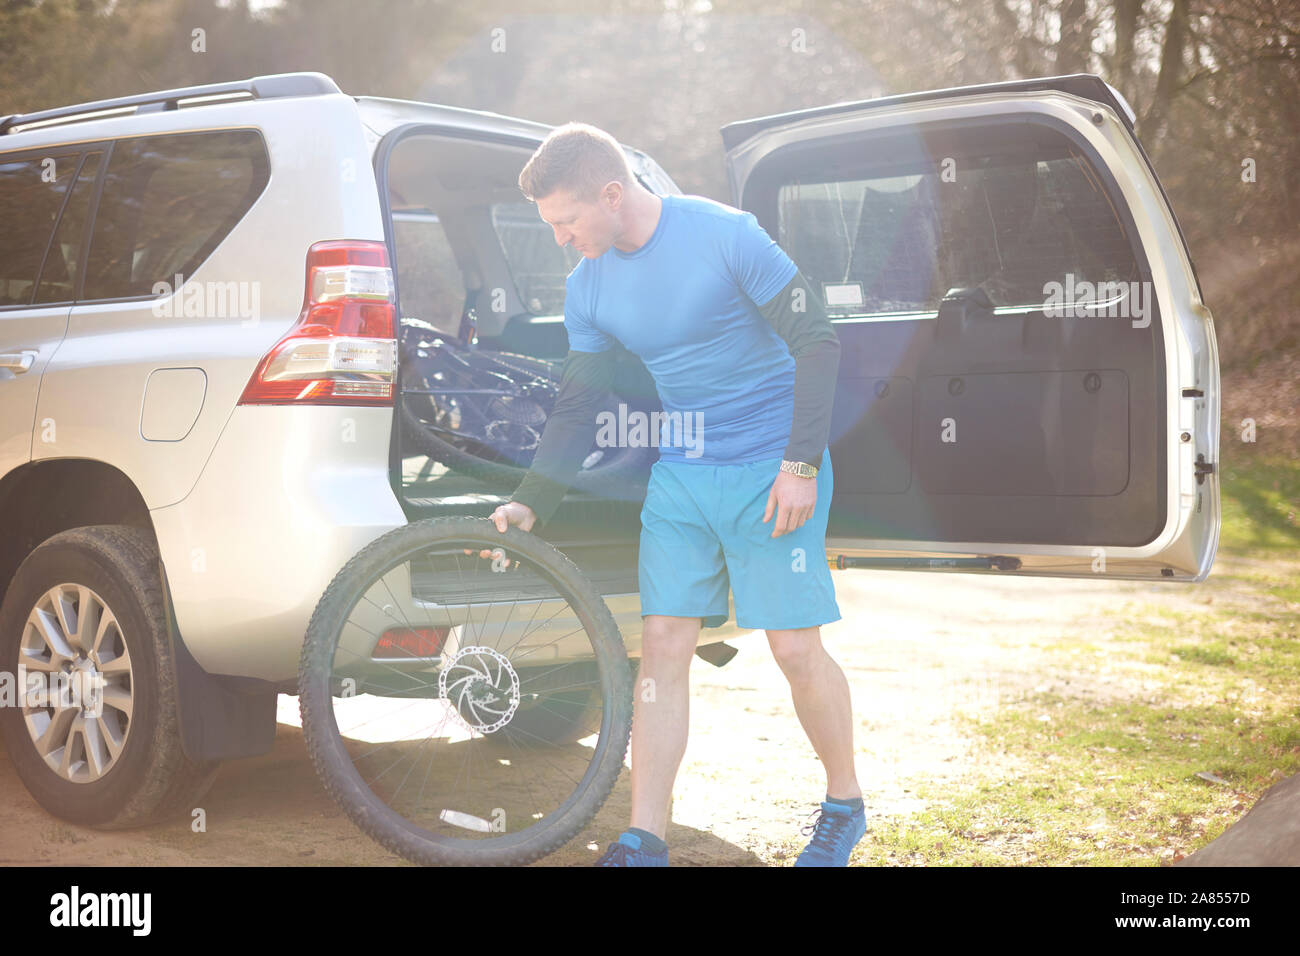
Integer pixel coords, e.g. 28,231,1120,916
756,268,842,470
508,269,841,528
507,346,615,528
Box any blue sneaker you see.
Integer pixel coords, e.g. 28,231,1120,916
595,830,669,866
794,800,867,866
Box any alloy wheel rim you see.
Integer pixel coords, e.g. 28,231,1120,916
17,583,134,783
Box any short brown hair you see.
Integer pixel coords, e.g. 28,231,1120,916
518,122,634,203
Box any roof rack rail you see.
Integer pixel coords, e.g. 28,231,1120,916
0,71,342,136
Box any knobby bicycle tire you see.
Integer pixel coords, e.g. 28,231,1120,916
298,517,633,866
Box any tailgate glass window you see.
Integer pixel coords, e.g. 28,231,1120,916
777,135,1140,316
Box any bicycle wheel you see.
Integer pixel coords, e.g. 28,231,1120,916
298,516,633,866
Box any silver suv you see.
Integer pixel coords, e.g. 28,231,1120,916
0,71,1219,830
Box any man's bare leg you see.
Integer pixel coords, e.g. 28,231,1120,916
766,625,862,801
628,613,701,840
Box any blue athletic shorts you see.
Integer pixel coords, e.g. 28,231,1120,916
637,448,841,631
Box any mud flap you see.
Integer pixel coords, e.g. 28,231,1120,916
159,561,278,761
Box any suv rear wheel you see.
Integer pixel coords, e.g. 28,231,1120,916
0,526,220,828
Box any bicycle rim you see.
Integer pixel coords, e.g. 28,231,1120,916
298,519,632,865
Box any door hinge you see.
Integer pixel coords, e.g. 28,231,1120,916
1194,454,1215,484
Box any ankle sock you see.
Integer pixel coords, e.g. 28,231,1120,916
825,794,865,813
624,827,668,854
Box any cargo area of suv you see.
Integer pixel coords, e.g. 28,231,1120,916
367,103,691,640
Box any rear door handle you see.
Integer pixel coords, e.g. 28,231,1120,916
0,350,38,373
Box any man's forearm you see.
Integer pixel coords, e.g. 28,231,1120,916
756,271,842,469
508,348,613,527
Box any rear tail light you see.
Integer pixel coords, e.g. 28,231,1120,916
373,626,450,658
237,240,397,405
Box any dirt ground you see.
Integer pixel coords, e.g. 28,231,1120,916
0,563,1210,867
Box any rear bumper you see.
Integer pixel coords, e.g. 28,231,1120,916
151,405,406,683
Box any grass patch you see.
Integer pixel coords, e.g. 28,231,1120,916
1171,644,1235,666
857,682,1300,866
852,454,1300,866
1218,451,1300,554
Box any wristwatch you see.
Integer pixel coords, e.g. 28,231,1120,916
779,459,818,478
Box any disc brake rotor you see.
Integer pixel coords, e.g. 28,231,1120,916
438,646,520,734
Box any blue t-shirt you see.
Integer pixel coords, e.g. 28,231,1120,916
563,193,799,465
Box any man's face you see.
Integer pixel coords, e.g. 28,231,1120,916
536,185,619,259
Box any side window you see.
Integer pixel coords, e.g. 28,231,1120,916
392,211,465,335
35,151,102,304
0,151,78,306
777,139,1140,315
491,201,580,315
83,130,269,301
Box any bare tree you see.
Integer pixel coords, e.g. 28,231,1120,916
1112,0,1142,96
1055,0,1092,73
1142,0,1189,140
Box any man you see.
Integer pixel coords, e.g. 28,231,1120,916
483,122,864,866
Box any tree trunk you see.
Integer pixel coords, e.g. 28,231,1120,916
1142,0,1189,142
1056,0,1090,74
1113,0,1142,97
